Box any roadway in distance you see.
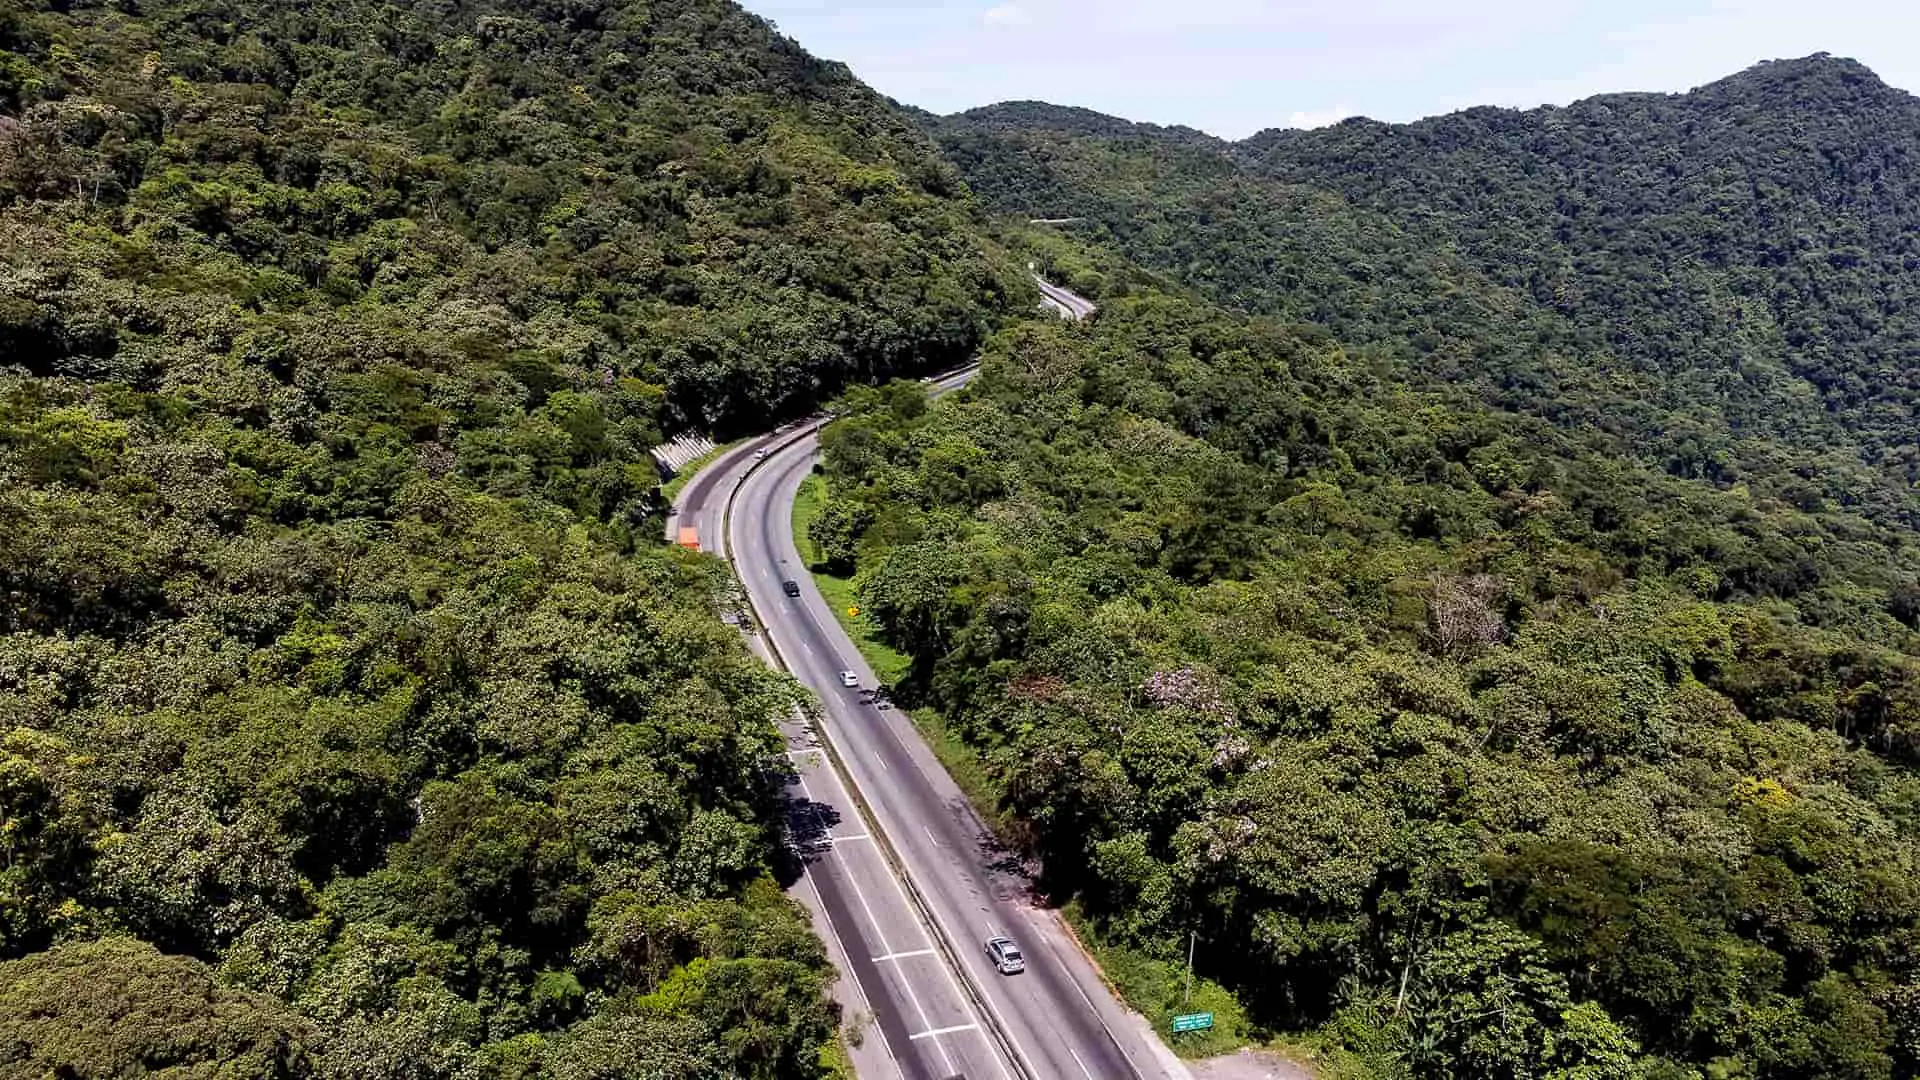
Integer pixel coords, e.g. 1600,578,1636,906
675,280,1188,1079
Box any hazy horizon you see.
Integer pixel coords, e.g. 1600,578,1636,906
739,0,1919,139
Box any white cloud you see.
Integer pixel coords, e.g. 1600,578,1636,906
983,4,1032,27
1285,105,1355,128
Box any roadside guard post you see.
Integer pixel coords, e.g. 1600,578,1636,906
1171,1012,1214,1033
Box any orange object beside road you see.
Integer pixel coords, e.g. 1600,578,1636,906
676,526,699,550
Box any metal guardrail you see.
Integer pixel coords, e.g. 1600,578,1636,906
712,368,1040,1080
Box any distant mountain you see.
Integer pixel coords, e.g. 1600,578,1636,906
890,54,1920,1080
949,101,1223,144
928,54,1920,532
1241,53,1920,466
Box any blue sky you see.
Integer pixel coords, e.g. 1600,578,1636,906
737,0,1919,139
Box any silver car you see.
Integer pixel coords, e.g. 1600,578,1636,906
984,936,1024,974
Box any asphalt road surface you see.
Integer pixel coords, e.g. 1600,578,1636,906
671,364,1011,1080
734,442,1182,1080
671,281,1185,1080
1036,277,1098,320
774,704,1014,1080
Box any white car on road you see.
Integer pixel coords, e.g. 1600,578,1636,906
985,936,1025,974
838,670,859,688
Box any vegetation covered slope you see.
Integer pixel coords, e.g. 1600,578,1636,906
1,0,1025,434
820,287,1920,1080
928,55,1920,547
838,56,1920,1079
0,0,1026,1074
1240,55,1920,467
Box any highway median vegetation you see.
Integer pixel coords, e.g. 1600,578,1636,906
793,470,912,687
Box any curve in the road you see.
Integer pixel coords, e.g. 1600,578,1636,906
1033,273,1098,321
666,286,1191,1080
737,439,1160,1080
735,445,1021,1080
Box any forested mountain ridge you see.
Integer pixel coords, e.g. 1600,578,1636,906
0,0,1027,1074
10,2,1920,1074
930,100,1224,146
927,55,1920,546
822,53,1920,1079
817,261,1920,1080
1240,54,1920,497
1,0,1026,432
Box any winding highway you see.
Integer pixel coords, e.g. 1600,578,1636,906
668,282,1189,1080
1036,277,1098,320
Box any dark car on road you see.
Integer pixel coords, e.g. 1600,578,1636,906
782,579,801,597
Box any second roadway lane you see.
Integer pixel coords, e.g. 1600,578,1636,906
736,441,1167,1079
675,280,1187,1080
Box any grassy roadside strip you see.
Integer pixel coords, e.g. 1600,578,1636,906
791,472,1011,834
778,473,1039,1080
818,1034,854,1079
790,472,911,682
1056,901,1260,1061
1061,894,1356,1074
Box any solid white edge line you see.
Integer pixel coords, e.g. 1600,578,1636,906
909,1023,981,1042
775,438,1038,1080
723,367,1063,1080
1033,909,1151,1078
697,375,989,1078
796,767,963,1077
783,772,906,1080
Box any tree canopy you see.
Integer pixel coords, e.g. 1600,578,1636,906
9,3,1920,1074
818,286,1920,1078
0,0,1033,1072
826,63,1920,1071
929,55,1920,538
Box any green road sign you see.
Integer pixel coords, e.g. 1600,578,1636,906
1170,1012,1214,1033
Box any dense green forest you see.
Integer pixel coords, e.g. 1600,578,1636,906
9,0,1920,1072
0,0,1027,1073
927,56,1920,543
818,291,1920,1080
1238,55,1920,489
825,57,1920,1079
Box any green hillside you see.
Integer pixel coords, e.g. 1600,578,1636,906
834,57,1920,1079
10,3,1920,1075
1241,56,1920,507
822,264,1920,1080
929,56,1920,541
0,0,1024,1074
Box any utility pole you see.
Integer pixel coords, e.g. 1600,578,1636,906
1184,929,1196,1007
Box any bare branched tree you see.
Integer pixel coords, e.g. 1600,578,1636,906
1428,573,1507,657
